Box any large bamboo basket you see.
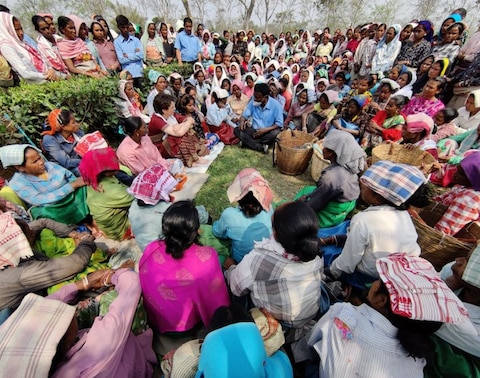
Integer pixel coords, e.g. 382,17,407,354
273,129,316,176
372,144,435,175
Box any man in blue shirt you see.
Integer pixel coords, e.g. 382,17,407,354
174,17,201,65
234,83,283,153
114,15,144,88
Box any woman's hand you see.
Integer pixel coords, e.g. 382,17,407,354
45,68,57,81
222,257,236,270
71,177,87,189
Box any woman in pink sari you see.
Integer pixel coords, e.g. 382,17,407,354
139,200,230,334
56,16,106,77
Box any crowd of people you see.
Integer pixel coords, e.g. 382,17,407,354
0,4,480,377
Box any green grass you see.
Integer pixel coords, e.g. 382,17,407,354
195,144,315,219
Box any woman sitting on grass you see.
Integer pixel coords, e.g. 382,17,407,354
0,144,87,225
296,129,366,228
214,168,274,263
79,147,134,240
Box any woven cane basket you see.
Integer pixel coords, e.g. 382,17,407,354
310,142,331,182
372,144,435,175
409,208,476,270
273,130,316,176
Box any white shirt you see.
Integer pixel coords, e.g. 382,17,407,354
455,106,480,131
330,205,421,278
308,303,426,378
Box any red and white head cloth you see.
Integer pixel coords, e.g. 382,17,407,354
376,253,470,324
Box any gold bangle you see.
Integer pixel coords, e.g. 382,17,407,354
82,276,89,291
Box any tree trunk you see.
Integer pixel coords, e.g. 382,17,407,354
182,0,193,19
243,0,255,30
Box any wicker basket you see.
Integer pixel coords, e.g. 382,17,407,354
273,130,316,176
417,202,480,240
409,208,476,270
311,142,331,182
371,144,435,175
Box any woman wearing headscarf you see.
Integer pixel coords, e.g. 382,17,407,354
229,61,242,81
200,30,216,68
41,108,84,176
294,30,312,61
455,89,480,131
394,68,417,99
32,15,70,78
310,254,469,377
435,14,462,45
128,164,209,251
432,151,480,236
326,161,427,289
79,147,134,240
146,70,168,116
227,79,249,117
371,24,402,73
211,64,228,89
158,22,174,63
331,94,371,141
140,19,165,66
401,112,438,159
67,15,106,72
213,168,274,263
56,16,106,77
0,144,87,225
395,20,433,69
0,13,57,83
296,130,365,227
115,79,151,124
411,56,448,95
284,88,315,130
271,38,287,60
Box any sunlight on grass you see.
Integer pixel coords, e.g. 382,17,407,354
195,145,315,219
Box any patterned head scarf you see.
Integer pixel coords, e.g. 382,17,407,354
406,113,434,137
42,108,63,136
0,144,40,167
127,163,177,205
79,147,119,191
351,95,371,109
376,253,470,323
360,160,426,206
227,168,273,211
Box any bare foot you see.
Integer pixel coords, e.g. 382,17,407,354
196,157,209,164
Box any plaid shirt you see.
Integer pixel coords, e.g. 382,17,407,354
434,185,480,236
9,162,76,206
225,236,323,328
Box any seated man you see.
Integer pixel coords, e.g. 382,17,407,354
234,83,283,153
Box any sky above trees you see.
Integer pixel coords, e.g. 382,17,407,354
5,0,480,34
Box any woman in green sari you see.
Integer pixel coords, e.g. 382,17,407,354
79,147,134,241
295,129,366,227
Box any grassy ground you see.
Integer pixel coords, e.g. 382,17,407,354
195,144,315,219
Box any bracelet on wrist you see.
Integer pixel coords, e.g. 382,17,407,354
82,276,89,291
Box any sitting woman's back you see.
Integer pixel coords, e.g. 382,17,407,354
139,201,230,334
213,168,274,262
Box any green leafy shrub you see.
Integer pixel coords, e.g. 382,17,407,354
144,63,194,84
0,64,193,147
0,76,120,146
